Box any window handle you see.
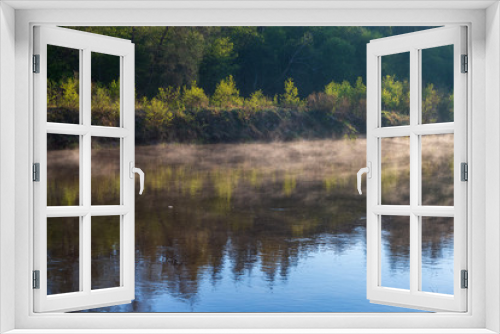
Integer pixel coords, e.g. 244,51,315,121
129,162,145,195
357,162,371,195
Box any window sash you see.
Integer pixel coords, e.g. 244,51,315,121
32,26,136,313
366,26,467,312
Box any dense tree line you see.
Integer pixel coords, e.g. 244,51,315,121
53,26,453,96
48,74,451,144
47,26,453,143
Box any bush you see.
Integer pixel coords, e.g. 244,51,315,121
47,76,79,109
109,79,120,101
280,78,303,108
422,83,453,123
91,83,120,126
210,75,243,108
381,75,410,126
245,90,273,111
325,80,352,101
307,92,336,114
183,81,209,112
381,75,409,112
49,75,444,144
144,97,174,140
324,77,365,105
61,76,80,109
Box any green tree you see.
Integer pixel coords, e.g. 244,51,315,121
280,78,302,108
244,90,273,111
325,80,353,101
199,36,239,95
61,77,79,109
381,75,410,126
144,97,173,140
183,81,209,112
422,83,453,123
210,75,243,108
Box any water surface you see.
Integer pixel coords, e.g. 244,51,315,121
47,138,454,312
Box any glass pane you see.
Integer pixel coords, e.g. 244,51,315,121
421,217,454,294
381,137,410,205
91,216,120,290
422,45,454,124
91,52,120,127
47,217,80,295
381,52,410,127
47,134,80,206
47,45,80,124
381,215,410,290
421,134,454,206
91,137,121,205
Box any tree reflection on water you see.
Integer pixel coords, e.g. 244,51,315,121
46,138,454,312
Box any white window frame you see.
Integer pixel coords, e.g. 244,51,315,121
1,1,499,333
366,26,468,312
33,26,136,313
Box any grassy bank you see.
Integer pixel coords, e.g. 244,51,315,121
47,76,452,145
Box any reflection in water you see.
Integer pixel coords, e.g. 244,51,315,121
46,138,453,312
91,216,121,290
381,216,410,290
47,217,80,295
422,217,454,294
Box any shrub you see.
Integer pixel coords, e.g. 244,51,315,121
307,92,336,114
144,97,173,140
211,75,243,108
280,78,303,108
352,77,366,103
182,81,209,112
109,79,120,101
325,80,352,101
381,75,410,126
91,83,120,126
60,76,80,109
381,75,409,112
422,83,453,123
47,80,58,107
245,90,273,111
92,85,112,111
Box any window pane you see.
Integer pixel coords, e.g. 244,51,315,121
422,45,454,124
421,217,454,295
91,216,120,290
381,137,410,205
381,52,410,127
47,134,80,206
421,134,454,206
47,45,80,124
91,137,121,205
47,217,80,295
381,215,410,290
91,52,120,127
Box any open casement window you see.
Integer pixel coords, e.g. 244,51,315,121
365,26,467,312
33,26,137,312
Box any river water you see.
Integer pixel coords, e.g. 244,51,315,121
46,138,454,312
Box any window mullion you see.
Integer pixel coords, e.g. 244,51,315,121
409,48,420,294
82,48,92,294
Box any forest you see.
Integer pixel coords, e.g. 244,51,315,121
48,26,454,144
